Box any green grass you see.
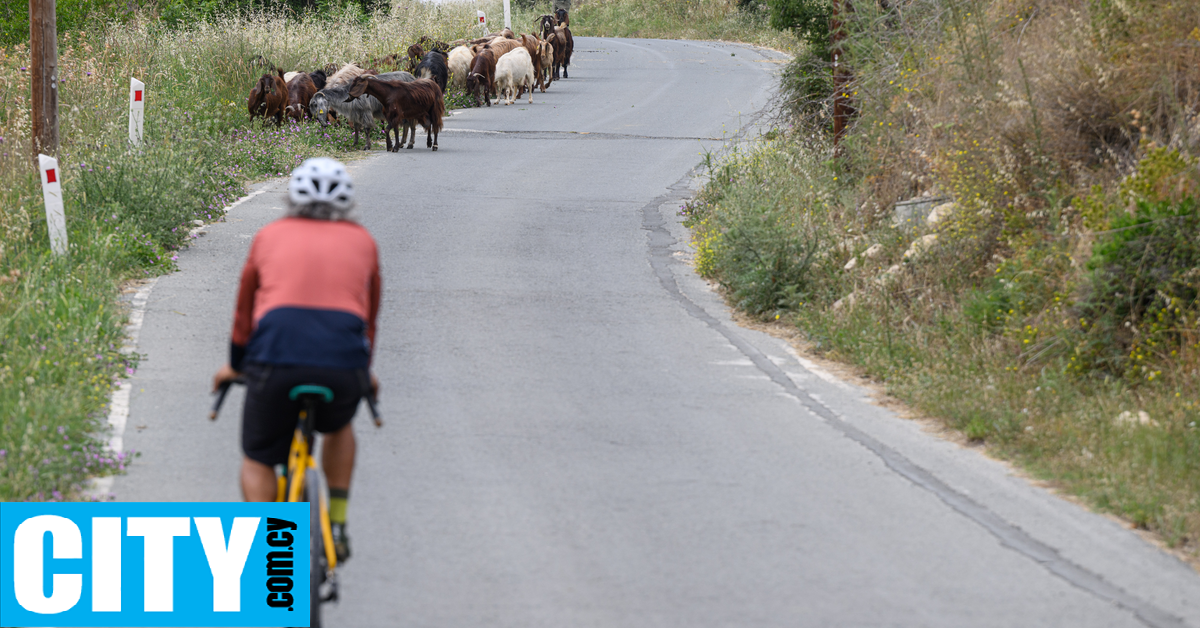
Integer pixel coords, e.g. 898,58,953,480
572,0,798,52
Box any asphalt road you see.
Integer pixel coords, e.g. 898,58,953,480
113,37,1200,627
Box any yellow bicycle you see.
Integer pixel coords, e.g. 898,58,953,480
211,379,381,627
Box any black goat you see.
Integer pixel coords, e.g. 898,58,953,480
309,69,327,90
414,50,449,94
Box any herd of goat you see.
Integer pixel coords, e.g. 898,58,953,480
246,10,575,152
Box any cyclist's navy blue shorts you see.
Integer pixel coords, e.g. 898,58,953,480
240,362,368,466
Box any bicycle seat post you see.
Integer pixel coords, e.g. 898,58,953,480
288,384,335,447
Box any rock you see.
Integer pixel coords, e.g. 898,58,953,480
926,202,957,227
833,291,858,311
863,243,883,259
892,196,946,230
875,264,902,285
192,219,205,226
1115,410,1158,427
903,234,938,262
843,257,858,271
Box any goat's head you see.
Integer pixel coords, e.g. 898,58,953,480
536,15,556,38
310,93,331,125
347,76,371,100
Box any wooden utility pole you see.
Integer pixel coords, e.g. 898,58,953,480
30,0,59,159
830,0,851,148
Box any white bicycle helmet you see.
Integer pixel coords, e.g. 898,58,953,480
289,157,354,210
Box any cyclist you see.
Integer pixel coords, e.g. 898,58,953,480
212,157,380,562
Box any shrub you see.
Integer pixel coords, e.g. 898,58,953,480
778,48,832,132
1073,198,1200,378
766,0,829,49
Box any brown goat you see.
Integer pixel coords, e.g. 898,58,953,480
249,69,288,126
285,72,318,121
347,76,444,152
538,40,554,91
247,82,266,121
518,34,549,94
483,38,522,60
417,35,450,54
466,48,498,108
368,54,403,71
406,44,424,72
547,25,573,80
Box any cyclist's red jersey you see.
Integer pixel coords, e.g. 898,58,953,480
230,217,381,371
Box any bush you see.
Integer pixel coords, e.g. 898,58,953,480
766,0,829,49
778,48,832,132
687,141,839,316
1073,198,1200,378
1,0,130,46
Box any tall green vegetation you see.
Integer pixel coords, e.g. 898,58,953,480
689,0,1200,557
0,0,396,45
569,0,798,51
765,0,829,48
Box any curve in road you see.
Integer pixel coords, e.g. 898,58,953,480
113,37,1200,627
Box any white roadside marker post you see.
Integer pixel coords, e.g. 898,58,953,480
477,10,486,29
128,77,145,146
503,0,511,29
38,154,68,255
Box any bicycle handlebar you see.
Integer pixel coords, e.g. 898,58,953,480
210,377,383,427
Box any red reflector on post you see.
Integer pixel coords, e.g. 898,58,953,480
46,168,56,183
134,90,143,102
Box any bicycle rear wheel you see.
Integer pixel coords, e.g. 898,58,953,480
306,471,327,628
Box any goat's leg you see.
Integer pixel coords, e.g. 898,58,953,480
406,120,415,149
384,120,393,152
430,107,439,151
426,110,434,149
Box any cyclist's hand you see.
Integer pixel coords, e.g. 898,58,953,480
212,363,240,392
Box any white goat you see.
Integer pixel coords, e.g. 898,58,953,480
448,45,474,90
494,47,534,105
